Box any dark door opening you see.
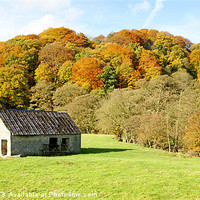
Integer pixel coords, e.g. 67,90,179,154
1,140,7,156
61,138,69,151
49,138,58,151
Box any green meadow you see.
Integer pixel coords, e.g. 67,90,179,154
0,134,200,200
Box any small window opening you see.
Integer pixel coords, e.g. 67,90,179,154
61,138,69,151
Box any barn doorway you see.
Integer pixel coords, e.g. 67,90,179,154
1,140,7,156
49,138,58,151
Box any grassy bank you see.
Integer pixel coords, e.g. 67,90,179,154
0,134,200,200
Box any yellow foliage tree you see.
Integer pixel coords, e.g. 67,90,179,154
0,66,29,108
35,62,54,82
190,50,200,80
184,112,200,155
57,61,73,86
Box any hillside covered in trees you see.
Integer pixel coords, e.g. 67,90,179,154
1,27,200,155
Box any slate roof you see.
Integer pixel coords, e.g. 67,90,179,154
0,109,81,136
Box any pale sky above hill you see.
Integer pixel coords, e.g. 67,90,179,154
0,0,200,43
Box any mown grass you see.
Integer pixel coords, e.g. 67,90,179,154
0,134,200,200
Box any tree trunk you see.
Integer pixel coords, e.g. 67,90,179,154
173,120,179,152
166,116,171,152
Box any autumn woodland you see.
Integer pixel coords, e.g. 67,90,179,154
1,27,200,155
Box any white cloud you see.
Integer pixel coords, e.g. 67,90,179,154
129,0,151,15
0,21,17,41
143,0,166,27
16,13,86,37
0,0,85,40
16,15,63,36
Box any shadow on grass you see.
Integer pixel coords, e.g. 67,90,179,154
81,148,132,154
23,148,132,157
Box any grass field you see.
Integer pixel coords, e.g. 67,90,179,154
0,134,200,200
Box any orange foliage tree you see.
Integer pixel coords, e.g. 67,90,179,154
39,42,74,79
107,34,131,46
127,70,142,88
72,58,104,90
117,30,142,45
107,29,149,48
0,42,10,67
100,43,135,66
107,29,146,47
39,27,94,48
63,32,94,48
172,36,192,50
139,29,159,47
137,50,162,80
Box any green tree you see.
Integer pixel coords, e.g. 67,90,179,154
53,84,86,110
166,45,189,73
74,47,92,62
153,33,174,55
136,113,167,149
3,53,19,67
96,89,141,141
100,66,118,92
128,42,144,60
29,80,55,111
184,112,200,155
165,71,200,152
142,71,196,152
66,94,101,133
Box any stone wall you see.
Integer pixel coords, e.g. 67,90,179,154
11,134,81,156
0,118,11,156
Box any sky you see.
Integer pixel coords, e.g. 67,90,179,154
0,0,200,43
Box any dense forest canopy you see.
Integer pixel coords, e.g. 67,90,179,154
1,27,200,155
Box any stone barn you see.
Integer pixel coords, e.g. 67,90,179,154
0,109,81,157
